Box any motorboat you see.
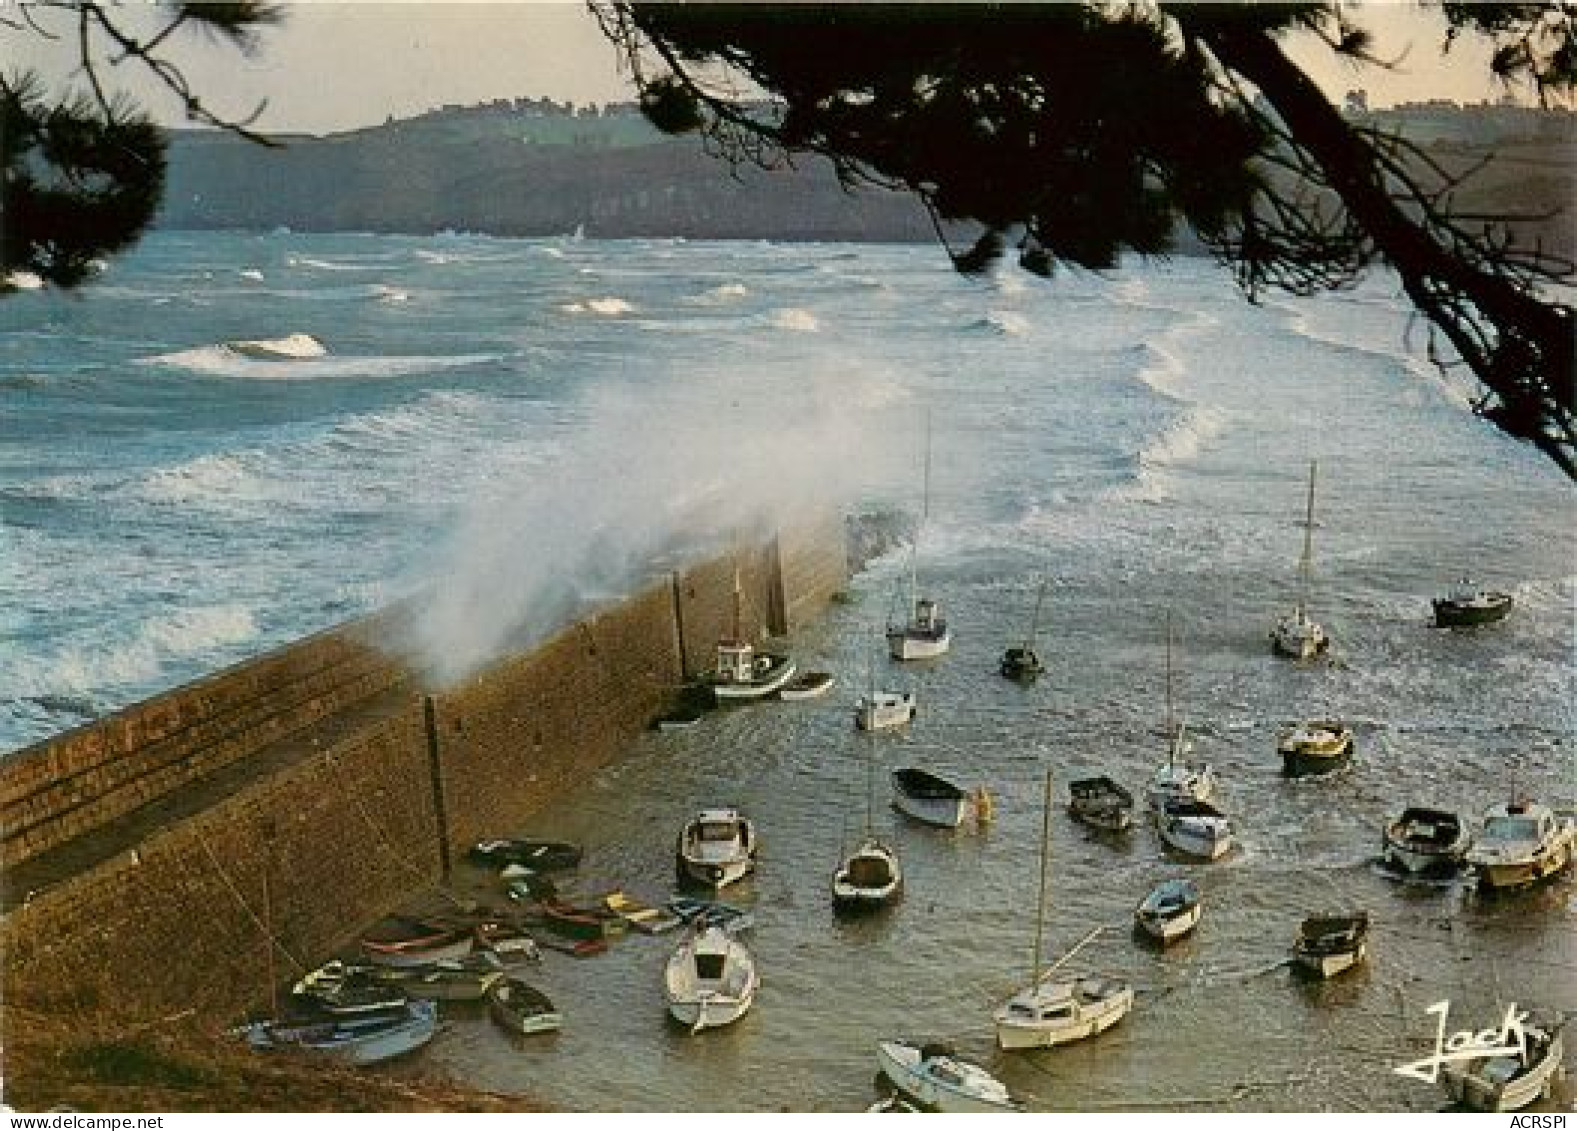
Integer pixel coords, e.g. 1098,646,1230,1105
1000,579,1047,682
855,689,917,731
699,571,797,703
1155,798,1233,861
875,1039,1020,1113
1068,776,1134,833
1291,911,1369,978
238,998,438,1064
779,670,836,700
1134,877,1202,945
1433,578,1514,628
1467,798,1576,891
664,925,759,1032
1382,807,1470,878
486,976,562,1036
1440,1018,1565,1111
1278,720,1354,778
1270,460,1332,660
675,807,758,890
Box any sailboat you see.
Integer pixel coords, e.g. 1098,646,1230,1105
887,413,951,661
994,771,1134,1050
1270,460,1332,660
699,567,797,703
831,739,903,910
1000,577,1047,681
1146,614,1217,810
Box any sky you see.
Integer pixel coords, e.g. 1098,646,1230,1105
5,1,1542,136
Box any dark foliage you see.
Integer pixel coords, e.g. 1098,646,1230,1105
598,1,1577,479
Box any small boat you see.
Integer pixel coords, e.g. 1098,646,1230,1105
1000,579,1048,682
855,689,917,731
1433,578,1514,628
467,838,583,872
995,773,1134,1050
1291,911,1369,978
1156,798,1234,861
223,332,327,360
1270,460,1332,660
1467,797,1576,891
875,1040,1020,1113
1134,878,1202,945
699,571,797,703
361,919,475,968
654,709,706,731
239,998,438,1065
605,891,683,934
538,899,620,942
667,897,755,935
832,839,903,911
291,960,409,1017
675,807,758,890
1440,1018,1565,1111
368,960,505,1002
1068,776,1134,833
779,670,836,700
833,737,903,910
1381,807,1470,878
1278,720,1355,778
486,976,562,1036
891,768,975,829
664,925,760,1032
1147,615,1217,809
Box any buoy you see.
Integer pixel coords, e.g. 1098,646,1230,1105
974,786,995,825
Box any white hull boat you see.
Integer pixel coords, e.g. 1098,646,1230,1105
675,808,757,890
779,671,835,700
1279,720,1354,777
1156,799,1233,861
875,1039,1019,1113
239,998,438,1064
1292,912,1369,979
855,690,917,731
664,926,759,1032
1441,1022,1566,1111
891,768,973,828
1134,878,1202,944
887,599,951,661
1149,616,1216,810
832,838,903,910
1468,798,1576,891
700,569,796,703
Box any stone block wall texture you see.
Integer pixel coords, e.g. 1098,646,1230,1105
0,524,847,1024
430,577,683,855
2,612,413,869
2,701,437,1023
775,512,852,632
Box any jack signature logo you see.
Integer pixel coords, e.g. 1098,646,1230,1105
1394,999,1530,1083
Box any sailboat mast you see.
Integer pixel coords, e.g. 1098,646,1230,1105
1164,612,1176,769
1296,460,1317,616
1026,579,1047,650
1030,768,1053,986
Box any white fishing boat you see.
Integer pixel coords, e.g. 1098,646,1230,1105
664,925,759,1032
887,413,951,662
891,767,977,828
995,773,1134,1050
1156,798,1234,861
1147,615,1216,809
1467,797,1576,891
1134,877,1202,945
675,807,757,890
855,689,917,732
1270,460,1332,660
1000,578,1047,681
699,570,796,703
832,738,903,910
1381,806,1470,877
1440,1018,1566,1111
1278,719,1354,777
875,1039,1020,1113
1291,911,1369,978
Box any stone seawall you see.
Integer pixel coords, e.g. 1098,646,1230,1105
1,523,848,1026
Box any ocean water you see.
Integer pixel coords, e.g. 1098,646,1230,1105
2,231,1573,1111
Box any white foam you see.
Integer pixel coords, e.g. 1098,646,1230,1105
768,308,819,332
561,296,635,316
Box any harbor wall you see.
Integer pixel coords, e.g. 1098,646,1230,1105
0,522,850,1025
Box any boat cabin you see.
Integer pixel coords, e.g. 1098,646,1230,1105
1483,810,1544,845
693,950,727,981
696,811,746,843
912,597,944,634
713,640,756,684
